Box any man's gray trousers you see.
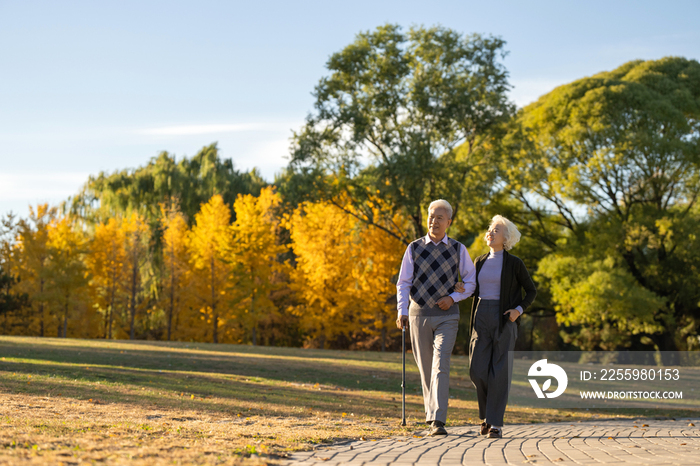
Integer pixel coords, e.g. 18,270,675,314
409,312,459,424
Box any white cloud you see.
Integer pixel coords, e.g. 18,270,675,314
0,172,89,201
138,123,264,136
223,138,293,181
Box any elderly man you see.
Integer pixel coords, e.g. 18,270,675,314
396,199,476,436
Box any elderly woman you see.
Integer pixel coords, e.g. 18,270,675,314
455,215,536,438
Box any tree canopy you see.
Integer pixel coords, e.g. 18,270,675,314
73,143,266,223
287,24,512,243
503,57,700,352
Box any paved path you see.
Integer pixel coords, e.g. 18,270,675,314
287,418,700,465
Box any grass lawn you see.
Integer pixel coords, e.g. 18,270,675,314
0,336,694,465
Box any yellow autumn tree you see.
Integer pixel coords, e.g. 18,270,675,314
13,204,58,336
159,204,192,341
121,213,151,340
230,187,288,345
188,194,234,343
286,200,361,348
45,216,92,338
353,204,408,351
87,217,127,339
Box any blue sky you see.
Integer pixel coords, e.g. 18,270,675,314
1,0,698,219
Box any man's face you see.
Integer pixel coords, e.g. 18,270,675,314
427,207,452,239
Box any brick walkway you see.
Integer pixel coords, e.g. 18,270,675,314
287,418,700,465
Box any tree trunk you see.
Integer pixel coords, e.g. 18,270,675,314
107,282,115,340
211,257,218,344
380,313,387,352
167,261,174,341
413,206,425,238
39,278,44,337
250,266,256,345
129,260,137,340
62,302,68,338
653,327,681,363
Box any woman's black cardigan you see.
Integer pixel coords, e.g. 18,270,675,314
468,250,537,344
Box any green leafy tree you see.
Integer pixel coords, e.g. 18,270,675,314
503,57,700,352
0,265,29,334
74,143,266,224
287,24,512,243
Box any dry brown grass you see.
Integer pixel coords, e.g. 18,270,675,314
1,336,683,465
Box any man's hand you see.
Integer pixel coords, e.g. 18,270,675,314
396,315,408,329
504,309,519,322
437,296,454,310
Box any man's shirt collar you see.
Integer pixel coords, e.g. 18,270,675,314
423,233,449,245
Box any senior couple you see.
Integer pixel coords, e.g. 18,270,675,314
395,199,537,438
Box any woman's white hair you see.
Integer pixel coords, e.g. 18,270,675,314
428,199,453,219
485,215,521,250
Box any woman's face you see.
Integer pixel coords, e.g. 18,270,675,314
485,223,506,250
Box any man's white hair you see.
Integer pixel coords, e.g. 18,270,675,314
485,215,521,250
428,199,453,219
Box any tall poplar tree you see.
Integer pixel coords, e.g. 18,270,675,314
286,200,360,348
230,187,288,345
46,217,89,338
353,203,407,351
160,204,191,341
188,195,234,343
122,213,151,340
15,204,57,335
87,218,127,339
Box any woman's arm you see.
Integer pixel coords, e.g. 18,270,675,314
454,255,481,296
516,259,537,312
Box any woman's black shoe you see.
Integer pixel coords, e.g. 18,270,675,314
480,422,491,435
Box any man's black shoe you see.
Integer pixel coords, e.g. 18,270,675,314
480,422,491,435
429,420,447,436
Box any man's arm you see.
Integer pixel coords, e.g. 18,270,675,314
449,244,477,303
396,244,413,326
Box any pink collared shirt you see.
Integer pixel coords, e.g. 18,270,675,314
396,234,477,318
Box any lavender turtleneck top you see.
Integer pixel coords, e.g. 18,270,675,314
477,249,523,314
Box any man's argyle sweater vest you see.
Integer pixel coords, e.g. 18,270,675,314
408,237,462,316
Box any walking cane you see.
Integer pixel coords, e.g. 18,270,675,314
401,322,406,426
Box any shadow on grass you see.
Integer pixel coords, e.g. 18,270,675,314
0,338,418,390
0,337,436,420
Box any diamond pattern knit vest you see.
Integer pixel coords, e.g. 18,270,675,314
409,237,462,316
